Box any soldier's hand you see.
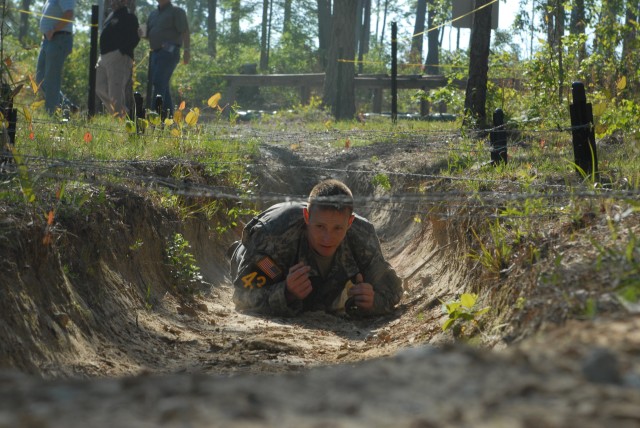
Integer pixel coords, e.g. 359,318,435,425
349,273,375,310
286,262,312,300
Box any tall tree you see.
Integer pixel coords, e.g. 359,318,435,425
424,0,439,75
569,0,586,60
464,0,492,128
207,0,218,58
229,0,241,43
317,0,332,69
546,0,565,104
410,0,427,64
18,0,31,43
622,0,638,91
323,0,357,120
260,0,269,70
357,0,371,74
283,0,292,33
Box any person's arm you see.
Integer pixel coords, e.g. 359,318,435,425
45,9,73,40
347,221,403,315
232,252,303,316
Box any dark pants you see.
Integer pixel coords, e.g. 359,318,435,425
150,47,180,115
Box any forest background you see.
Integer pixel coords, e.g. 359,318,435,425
1,0,640,138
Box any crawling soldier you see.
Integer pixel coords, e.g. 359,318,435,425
229,179,403,316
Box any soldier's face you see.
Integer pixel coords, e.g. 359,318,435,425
303,207,354,258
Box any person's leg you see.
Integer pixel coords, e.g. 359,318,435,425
95,55,113,114
109,53,133,117
42,34,73,115
150,49,180,115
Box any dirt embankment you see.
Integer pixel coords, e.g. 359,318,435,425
1,141,640,427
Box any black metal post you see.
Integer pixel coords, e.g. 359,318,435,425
490,108,507,165
569,82,599,180
146,55,153,110
134,92,145,133
391,22,397,124
155,94,164,122
88,5,99,117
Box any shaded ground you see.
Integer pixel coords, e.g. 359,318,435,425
1,136,640,427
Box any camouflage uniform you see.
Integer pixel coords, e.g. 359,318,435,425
230,202,403,317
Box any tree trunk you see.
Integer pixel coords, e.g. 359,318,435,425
379,0,388,45
357,0,371,74
317,0,332,69
283,0,292,34
260,0,269,70
18,0,32,44
569,0,586,61
323,0,357,120
411,0,426,64
622,0,638,92
207,0,217,58
424,0,439,75
230,0,241,44
463,0,492,128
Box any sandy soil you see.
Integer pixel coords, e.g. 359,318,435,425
1,137,640,427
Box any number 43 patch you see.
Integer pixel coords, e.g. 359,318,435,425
241,256,282,289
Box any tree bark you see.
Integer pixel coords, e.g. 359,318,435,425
260,0,269,70
569,0,586,61
463,0,492,128
411,0,426,64
323,0,357,120
357,0,371,74
207,0,217,58
317,0,332,69
230,0,241,44
283,0,292,34
18,0,32,43
424,0,439,75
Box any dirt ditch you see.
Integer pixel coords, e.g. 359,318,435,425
1,140,640,427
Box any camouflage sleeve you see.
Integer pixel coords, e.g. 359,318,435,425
349,221,403,315
231,248,303,317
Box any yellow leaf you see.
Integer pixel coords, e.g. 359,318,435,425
29,74,40,94
460,293,478,309
208,93,221,108
22,106,32,123
592,102,607,117
125,120,136,134
164,118,174,126
617,76,627,92
179,100,186,111
171,128,181,137
147,112,161,125
173,110,183,123
31,100,45,110
185,110,198,126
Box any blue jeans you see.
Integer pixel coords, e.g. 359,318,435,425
150,48,180,116
36,33,73,115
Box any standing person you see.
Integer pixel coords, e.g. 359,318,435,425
36,0,75,115
144,0,190,117
229,179,403,317
95,0,140,117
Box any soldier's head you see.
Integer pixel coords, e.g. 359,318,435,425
303,179,355,257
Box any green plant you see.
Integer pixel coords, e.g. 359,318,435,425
372,173,391,191
166,233,203,296
441,293,490,333
468,221,513,275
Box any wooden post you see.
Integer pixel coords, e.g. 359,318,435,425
490,108,507,165
391,22,398,124
569,82,599,180
88,5,99,117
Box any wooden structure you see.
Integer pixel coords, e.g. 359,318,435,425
221,73,462,114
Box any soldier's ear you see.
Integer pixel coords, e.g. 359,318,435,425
347,214,355,228
303,207,310,224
